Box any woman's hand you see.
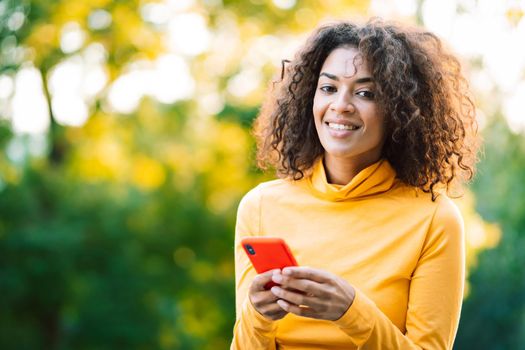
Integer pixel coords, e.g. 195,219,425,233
270,266,355,321
249,269,289,321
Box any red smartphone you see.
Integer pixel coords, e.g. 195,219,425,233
241,237,298,289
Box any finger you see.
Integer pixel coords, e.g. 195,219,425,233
262,302,289,318
251,269,281,291
272,274,327,297
250,290,280,308
277,299,318,319
281,266,333,283
271,286,323,310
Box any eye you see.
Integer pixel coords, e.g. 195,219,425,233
320,85,337,93
356,90,375,99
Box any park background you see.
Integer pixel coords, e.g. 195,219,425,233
0,0,524,349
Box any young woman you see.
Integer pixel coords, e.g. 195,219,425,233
231,18,478,350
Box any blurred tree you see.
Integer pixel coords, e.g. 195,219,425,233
455,117,525,350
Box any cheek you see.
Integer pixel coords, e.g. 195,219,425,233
370,114,386,140
312,95,329,122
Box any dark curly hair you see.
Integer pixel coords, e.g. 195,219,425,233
254,18,479,200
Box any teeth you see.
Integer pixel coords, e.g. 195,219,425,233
327,122,360,131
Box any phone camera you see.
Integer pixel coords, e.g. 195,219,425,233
245,244,256,255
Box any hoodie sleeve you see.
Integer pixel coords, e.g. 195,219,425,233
333,197,465,350
230,186,278,350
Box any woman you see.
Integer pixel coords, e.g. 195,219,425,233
231,18,478,350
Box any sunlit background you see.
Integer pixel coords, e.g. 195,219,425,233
0,0,524,349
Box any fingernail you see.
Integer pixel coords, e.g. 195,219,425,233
271,286,280,294
283,268,292,275
272,274,282,283
277,299,287,308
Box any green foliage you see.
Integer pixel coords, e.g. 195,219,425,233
0,0,30,73
217,104,259,129
0,160,239,349
455,117,525,349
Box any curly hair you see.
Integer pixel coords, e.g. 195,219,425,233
254,18,479,200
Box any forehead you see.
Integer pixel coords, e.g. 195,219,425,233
320,47,371,77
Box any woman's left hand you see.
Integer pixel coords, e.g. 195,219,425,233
270,266,356,321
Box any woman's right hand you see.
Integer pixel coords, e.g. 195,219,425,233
249,269,288,321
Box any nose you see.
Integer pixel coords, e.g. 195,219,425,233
330,92,356,114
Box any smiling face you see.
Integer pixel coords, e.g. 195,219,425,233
313,46,386,171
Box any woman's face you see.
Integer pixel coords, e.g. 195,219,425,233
313,46,385,167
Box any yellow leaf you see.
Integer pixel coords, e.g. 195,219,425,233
131,154,166,190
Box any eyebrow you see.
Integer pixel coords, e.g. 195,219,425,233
319,72,373,84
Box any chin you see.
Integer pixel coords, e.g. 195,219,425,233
323,146,357,159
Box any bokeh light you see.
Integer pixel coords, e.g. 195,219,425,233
11,66,50,134
60,22,86,54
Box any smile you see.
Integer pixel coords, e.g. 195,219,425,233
326,122,361,131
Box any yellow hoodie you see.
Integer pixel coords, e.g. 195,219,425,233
231,158,464,349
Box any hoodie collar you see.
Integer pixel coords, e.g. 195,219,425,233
302,157,397,201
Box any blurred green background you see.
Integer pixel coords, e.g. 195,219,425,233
0,0,524,349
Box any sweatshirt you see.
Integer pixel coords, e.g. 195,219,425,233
231,157,465,349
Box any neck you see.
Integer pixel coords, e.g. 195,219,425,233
323,153,382,185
